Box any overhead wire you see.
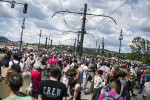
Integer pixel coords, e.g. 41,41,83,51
95,0,129,28
31,0,52,16
58,0,82,30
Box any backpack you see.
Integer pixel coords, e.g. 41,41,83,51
11,60,21,73
103,92,120,100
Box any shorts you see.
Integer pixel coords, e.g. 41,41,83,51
82,78,87,86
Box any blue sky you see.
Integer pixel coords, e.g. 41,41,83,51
0,0,150,53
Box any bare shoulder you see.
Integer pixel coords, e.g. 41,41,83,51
75,83,80,90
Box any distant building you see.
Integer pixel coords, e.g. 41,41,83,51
0,42,19,49
27,45,38,50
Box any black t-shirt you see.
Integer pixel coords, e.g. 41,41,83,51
38,80,67,100
68,81,81,100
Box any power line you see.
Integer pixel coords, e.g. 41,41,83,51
58,0,78,30
31,0,52,16
96,0,129,28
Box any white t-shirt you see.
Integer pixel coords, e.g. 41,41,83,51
82,65,88,79
94,76,102,88
9,60,22,68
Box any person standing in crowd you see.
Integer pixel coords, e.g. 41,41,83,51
47,54,58,66
30,63,41,99
119,72,128,99
92,70,103,100
74,61,83,85
38,66,67,100
67,68,81,100
1,54,10,67
19,72,33,96
25,54,35,72
4,72,32,100
35,57,47,80
91,59,97,75
57,60,63,81
62,60,71,85
81,60,88,95
142,71,150,100
8,53,23,72
99,80,123,100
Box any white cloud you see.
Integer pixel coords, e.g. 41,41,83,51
0,0,150,53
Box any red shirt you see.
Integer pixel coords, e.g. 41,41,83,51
30,70,41,93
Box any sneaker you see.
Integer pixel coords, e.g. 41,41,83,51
82,92,85,95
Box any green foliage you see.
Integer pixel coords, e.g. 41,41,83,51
129,36,150,63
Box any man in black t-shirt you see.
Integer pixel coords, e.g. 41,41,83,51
38,66,67,100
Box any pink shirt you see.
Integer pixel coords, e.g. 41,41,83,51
47,57,58,66
99,91,123,100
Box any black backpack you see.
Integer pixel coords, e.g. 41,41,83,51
11,60,21,73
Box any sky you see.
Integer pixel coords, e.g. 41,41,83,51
0,0,150,53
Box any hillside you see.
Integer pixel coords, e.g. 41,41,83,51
0,36,10,42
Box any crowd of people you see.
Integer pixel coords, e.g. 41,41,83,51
0,48,150,100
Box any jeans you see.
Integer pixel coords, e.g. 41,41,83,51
126,90,130,100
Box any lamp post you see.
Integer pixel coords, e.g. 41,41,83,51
38,30,41,50
51,39,53,49
48,35,50,50
79,3,87,58
20,17,25,50
118,29,123,62
77,32,80,53
98,44,100,55
45,36,48,49
101,37,104,56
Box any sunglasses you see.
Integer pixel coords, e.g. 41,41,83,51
67,74,74,77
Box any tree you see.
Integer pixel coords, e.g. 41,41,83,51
129,36,150,63
129,37,142,60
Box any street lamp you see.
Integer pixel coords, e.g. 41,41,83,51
38,30,41,50
101,37,104,56
45,36,48,49
20,17,25,50
51,39,53,49
118,29,123,62
48,35,50,50
98,44,100,54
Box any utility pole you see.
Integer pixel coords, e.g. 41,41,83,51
118,29,123,62
73,38,76,54
77,32,80,53
51,39,53,49
45,36,48,49
79,3,87,58
96,40,97,49
98,44,100,54
48,35,50,50
96,40,97,54
38,30,41,50
101,37,104,56
20,17,25,50
52,3,117,58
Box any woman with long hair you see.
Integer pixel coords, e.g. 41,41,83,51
20,72,32,95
